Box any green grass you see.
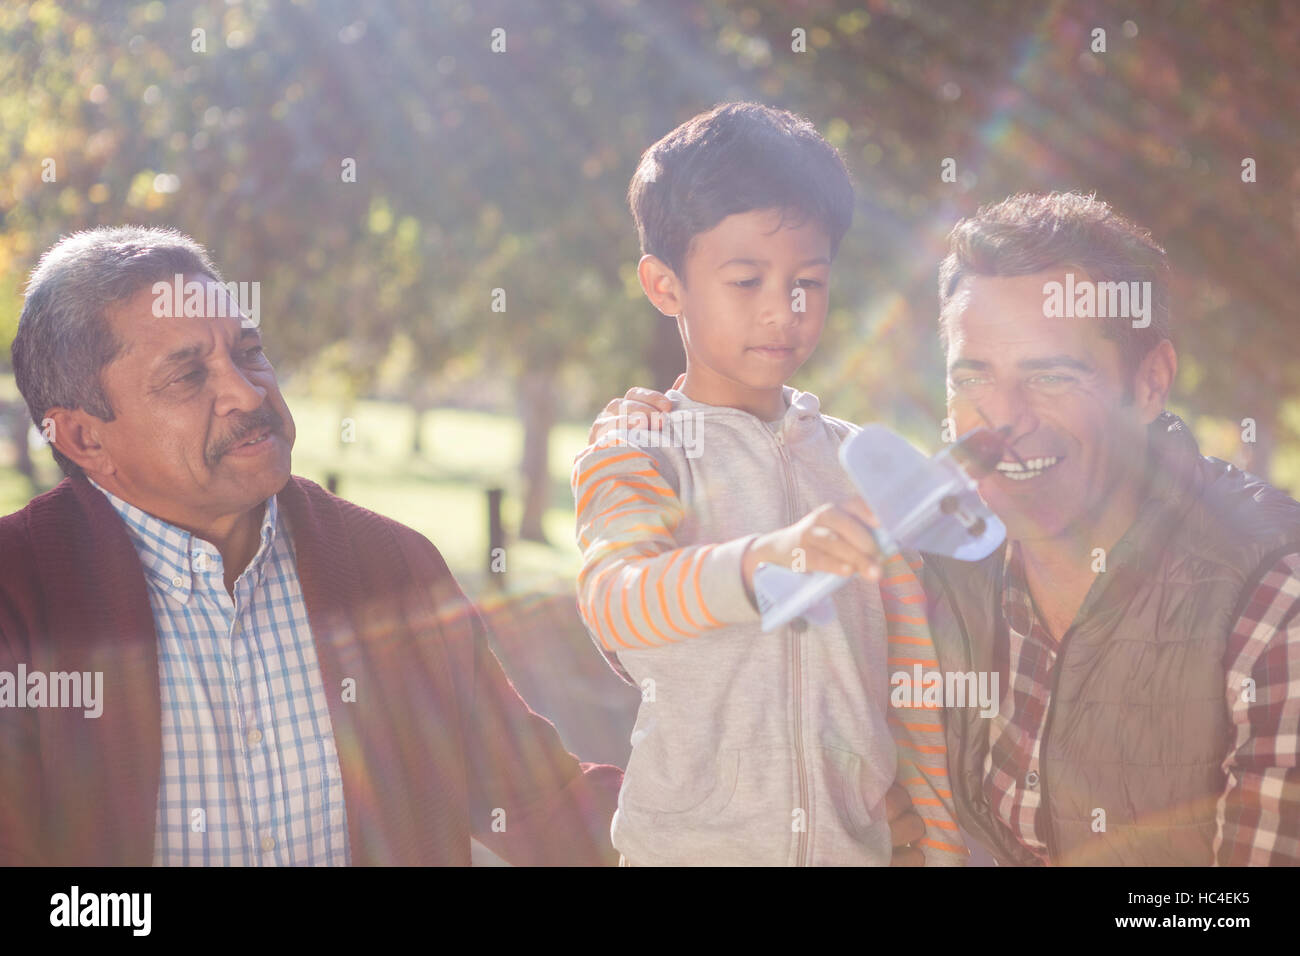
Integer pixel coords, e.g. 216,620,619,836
289,393,590,593
0,385,590,597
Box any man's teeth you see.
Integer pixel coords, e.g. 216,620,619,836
995,456,1059,480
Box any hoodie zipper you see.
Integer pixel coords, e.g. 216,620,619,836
771,425,810,867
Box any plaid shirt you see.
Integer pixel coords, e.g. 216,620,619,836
89,479,350,866
985,541,1300,865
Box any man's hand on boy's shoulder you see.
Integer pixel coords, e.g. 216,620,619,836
587,376,681,446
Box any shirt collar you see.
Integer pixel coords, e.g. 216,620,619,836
662,384,825,440
86,477,279,603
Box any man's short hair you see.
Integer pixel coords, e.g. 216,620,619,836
11,225,223,478
937,191,1171,381
628,101,855,281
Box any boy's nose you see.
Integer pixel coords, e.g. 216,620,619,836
759,286,801,324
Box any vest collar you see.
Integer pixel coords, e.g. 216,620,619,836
1081,412,1202,604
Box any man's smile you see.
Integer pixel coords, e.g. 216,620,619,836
994,455,1065,481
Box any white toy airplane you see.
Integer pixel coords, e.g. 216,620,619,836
753,424,1012,631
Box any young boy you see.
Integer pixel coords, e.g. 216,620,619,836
572,102,962,865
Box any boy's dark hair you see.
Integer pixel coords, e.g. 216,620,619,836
628,102,854,280
11,225,223,479
937,191,1171,384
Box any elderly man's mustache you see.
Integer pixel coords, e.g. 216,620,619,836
206,406,283,466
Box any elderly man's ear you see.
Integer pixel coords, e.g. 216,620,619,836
43,407,115,478
1133,339,1177,423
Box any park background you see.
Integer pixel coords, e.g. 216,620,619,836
2,0,1298,857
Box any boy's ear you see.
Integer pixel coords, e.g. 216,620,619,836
637,254,685,318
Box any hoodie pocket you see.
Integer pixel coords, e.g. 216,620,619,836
828,748,890,837
621,749,740,828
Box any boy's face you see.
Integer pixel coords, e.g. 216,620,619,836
639,207,832,419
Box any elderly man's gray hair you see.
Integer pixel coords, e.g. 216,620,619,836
11,225,223,479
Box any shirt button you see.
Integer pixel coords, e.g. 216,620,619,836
194,553,208,570
171,575,184,588
248,728,263,745
261,835,275,853
1025,770,1040,788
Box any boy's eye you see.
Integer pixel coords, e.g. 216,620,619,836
731,278,761,288
950,376,988,389
794,278,824,289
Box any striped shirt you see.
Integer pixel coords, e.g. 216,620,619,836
985,541,1300,864
88,478,350,866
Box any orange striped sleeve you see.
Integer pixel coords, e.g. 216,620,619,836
880,549,970,865
573,441,759,652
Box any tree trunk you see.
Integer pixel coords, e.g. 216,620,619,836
518,367,556,543
411,402,428,457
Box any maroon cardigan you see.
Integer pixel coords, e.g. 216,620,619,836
0,474,621,866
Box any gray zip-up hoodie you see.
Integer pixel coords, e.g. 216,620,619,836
573,386,937,865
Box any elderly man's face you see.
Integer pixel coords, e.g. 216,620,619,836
944,269,1156,543
93,273,295,526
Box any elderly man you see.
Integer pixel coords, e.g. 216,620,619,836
592,192,1300,865
1,226,620,866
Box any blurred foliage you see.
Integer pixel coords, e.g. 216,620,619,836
1,0,1297,490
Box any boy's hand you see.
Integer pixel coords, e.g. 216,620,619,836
741,497,883,597
587,375,683,445
886,782,926,866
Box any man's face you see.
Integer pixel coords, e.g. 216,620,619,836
674,208,831,407
945,269,1151,542
92,273,295,528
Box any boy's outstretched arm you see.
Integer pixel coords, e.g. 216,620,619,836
573,418,885,653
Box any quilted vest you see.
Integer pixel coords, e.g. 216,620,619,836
922,413,1300,865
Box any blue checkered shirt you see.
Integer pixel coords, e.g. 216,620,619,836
88,478,351,866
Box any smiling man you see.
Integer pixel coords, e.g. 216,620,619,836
0,226,620,866
926,192,1300,865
